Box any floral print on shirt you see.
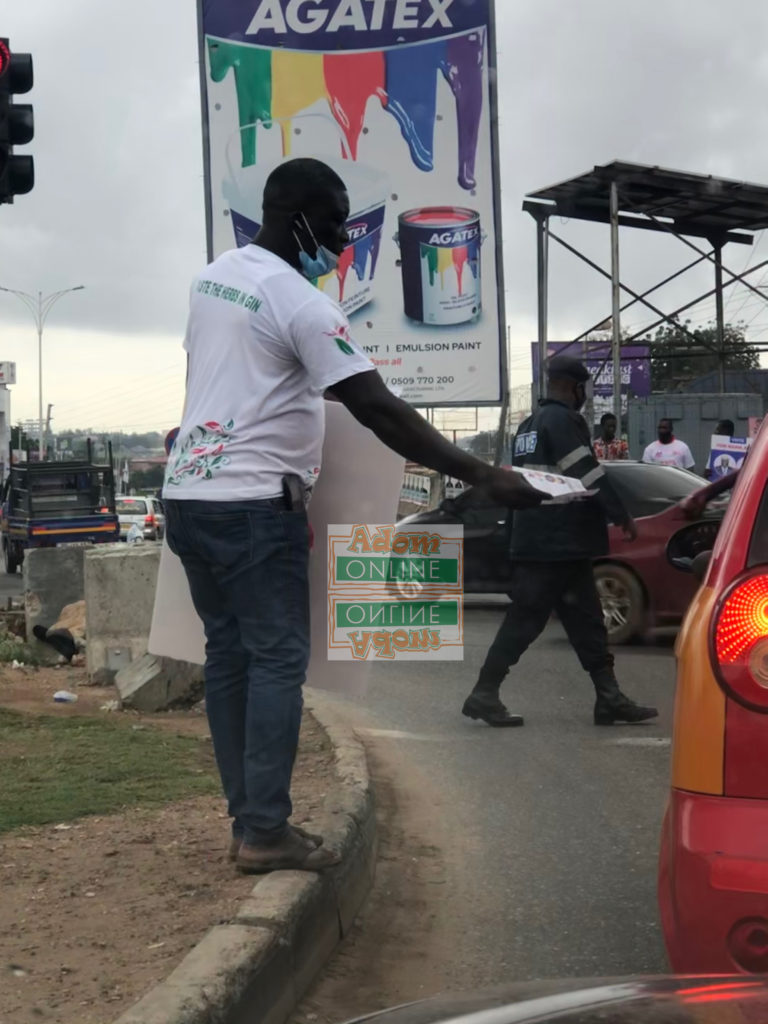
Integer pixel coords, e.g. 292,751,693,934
165,419,235,485
324,323,355,356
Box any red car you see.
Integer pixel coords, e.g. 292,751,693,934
659,418,768,973
399,462,726,643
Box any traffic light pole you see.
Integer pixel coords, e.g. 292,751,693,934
0,285,84,460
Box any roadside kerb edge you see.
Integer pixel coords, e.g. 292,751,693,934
113,688,376,1024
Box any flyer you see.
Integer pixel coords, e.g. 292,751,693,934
198,0,504,406
511,467,596,504
707,435,749,478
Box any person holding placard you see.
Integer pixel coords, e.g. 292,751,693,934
162,158,545,874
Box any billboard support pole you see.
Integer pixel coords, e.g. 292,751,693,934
493,325,510,466
535,210,550,401
196,0,213,263
610,181,622,424
712,237,726,393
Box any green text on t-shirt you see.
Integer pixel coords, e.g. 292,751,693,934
197,279,262,312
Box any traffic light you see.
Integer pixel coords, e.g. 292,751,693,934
0,38,33,204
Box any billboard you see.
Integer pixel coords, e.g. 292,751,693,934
531,341,651,423
198,0,504,406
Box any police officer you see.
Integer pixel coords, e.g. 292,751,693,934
462,355,658,728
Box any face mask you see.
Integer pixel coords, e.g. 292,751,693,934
294,213,339,280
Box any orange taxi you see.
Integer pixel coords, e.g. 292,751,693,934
659,417,768,973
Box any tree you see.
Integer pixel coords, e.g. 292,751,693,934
466,430,497,457
648,320,758,392
130,466,165,492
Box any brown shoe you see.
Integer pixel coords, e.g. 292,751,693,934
236,829,339,874
227,825,322,862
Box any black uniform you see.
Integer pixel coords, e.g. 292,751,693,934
475,398,630,694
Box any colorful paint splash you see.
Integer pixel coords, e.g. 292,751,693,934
271,50,327,155
324,51,387,160
318,228,382,302
421,239,480,293
207,30,485,189
208,39,271,168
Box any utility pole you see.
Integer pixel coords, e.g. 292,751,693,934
44,403,52,458
0,285,85,461
609,181,622,424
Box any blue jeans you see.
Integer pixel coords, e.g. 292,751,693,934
164,498,310,845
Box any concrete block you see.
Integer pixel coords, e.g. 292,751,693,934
114,925,293,1024
24,546,86,664
115,653,204,712
85,544,161,680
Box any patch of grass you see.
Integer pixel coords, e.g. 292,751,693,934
0,633,42,665
0,708,219,832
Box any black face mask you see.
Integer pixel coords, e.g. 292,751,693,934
658,428,673,443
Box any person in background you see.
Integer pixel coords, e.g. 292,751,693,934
593,412,629,461
462,356,658,729
704,419,735,480
641,419,695,471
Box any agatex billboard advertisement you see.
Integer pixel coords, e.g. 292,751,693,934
198,0,505,405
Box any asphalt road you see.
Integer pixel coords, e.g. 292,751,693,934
335,601,675,985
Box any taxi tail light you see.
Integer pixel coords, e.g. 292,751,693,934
712,573,768,712
144,514,155,526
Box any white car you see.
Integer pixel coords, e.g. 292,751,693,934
116,496,165,541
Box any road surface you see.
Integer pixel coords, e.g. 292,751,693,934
296,603,676,1020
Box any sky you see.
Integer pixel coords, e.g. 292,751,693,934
3,0,768,432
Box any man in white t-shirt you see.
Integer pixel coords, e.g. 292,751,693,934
641,418,696,471
163,158,544,875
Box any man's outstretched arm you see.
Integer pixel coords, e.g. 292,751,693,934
328,370,544,509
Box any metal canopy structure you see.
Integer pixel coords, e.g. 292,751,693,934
523,161,768,419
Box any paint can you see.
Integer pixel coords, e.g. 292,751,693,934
222,137,388,317
397,207,482,326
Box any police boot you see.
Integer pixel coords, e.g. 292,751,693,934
591,667,658,726
462,662,524,727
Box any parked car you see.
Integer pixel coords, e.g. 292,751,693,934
116,496,165,541
659,418,768,973
398,462,726,643
342,976,768,1024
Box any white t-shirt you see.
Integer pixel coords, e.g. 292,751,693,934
641,438,695,470
163,245,374,500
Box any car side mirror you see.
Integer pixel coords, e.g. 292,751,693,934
667,521,720,577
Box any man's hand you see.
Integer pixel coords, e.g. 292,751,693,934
622,517,638,542
679,492,707,520
480,468,546,509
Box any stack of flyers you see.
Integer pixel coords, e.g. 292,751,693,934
511,467,598,504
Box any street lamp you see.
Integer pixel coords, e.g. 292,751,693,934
0,285,85,460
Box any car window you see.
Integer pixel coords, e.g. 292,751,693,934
604,464,704,519
444,488,506,529
116,498,148,515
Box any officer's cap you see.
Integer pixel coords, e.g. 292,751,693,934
547,355,590,384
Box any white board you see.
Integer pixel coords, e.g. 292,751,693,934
148,401,405,694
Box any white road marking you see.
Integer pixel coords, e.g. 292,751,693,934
606,736,671,747
357,728,448,741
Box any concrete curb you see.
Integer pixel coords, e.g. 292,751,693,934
114,689,375,1024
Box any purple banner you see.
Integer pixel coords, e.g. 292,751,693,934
202,0,488,50
531,341,651,422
